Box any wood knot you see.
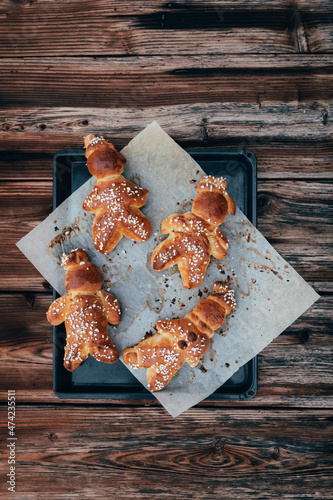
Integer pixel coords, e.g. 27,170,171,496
48,432,57,441
23,292,35,309
42,280,52,291
257,193,270,214
201,122,208,143
271,447,281,460
300,330,310,343
214,439,225,454
322,109,328,125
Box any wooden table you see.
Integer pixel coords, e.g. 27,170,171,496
1,1,332,498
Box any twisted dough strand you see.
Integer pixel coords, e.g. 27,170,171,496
123,282,235,391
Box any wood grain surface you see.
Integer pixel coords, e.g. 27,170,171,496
1,0,332,55
0,0,332,498
1,56,333,107
0,406,332,499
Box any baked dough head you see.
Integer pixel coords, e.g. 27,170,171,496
84,134,126,179
192,175,236,224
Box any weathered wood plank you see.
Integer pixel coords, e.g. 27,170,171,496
3,0,331,56
1,57,333,108
4,54,333,71
257,179,333,279
308,282,333,293
0,182,53,292
1,142,333,181
0,182,53,219
257,180,333,230
0,293,331,406
303,13,333,52
263,242,333,284
257,179,333,280
0,406,332,499
1,101,332,180
0,103,331,155
1,0,332,15
253,143,333,179
0,1,332,56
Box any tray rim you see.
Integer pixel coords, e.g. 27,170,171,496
52,147,258,401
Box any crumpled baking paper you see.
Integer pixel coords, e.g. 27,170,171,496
17,121,319,417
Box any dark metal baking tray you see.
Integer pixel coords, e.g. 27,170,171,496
52,148,257,400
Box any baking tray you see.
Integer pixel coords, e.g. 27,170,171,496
52,148,258,400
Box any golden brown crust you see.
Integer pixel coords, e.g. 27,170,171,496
207,228,229,260
63,294,119,371
65,262,104,294
151,176,235,288
151,230,210,289
46,249,121,372
193,191,229,226
194,175,236,219
83,178,151,254
62,248,89,269
98,290,121,325
84,135,126,179
123,281,236,391
46,295,69,326
151,212,228,289
83,135,151,254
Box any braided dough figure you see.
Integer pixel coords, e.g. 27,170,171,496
47,249,121,372
123,281,235,391
151,176,236,288
82,135,152,254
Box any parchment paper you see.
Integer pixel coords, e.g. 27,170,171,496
17,121,320,417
